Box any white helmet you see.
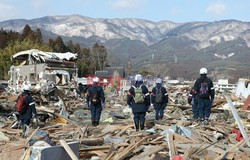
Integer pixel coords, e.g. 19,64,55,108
200,68,208,75
135,74,143,82
156,78,162,84
93,77,100,83
23,84,32,91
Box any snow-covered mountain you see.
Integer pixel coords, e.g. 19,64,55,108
0,15,250,80
1,15,250,49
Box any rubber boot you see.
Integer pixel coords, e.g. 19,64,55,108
96,120,99,126
92,120,96,126
140,122,144,130
135,122,139,132
22,124,29,138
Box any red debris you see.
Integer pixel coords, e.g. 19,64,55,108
232,129,243,141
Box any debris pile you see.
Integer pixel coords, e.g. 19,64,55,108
0,80,250,160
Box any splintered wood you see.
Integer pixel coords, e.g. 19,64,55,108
1,90,250,160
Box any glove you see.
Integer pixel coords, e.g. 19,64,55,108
102,102,105,109
150,103,153,107
191,98,195,105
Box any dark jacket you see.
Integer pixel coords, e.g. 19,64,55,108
193,75,215,100
151,84,168,108
127,82,150,113
19,91,37,120
86,84,105,106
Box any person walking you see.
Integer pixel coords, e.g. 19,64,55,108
86,77,105,126
151,78,168,121
127,74,150,131
193,68,215,125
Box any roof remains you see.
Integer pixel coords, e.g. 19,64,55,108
12,49,78,61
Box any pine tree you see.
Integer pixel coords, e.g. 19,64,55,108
21,24,34,40
66,40,75,53
54,36,67,52
48,39,55,50
35,28,43,44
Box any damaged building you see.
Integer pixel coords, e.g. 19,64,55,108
8,49,78,92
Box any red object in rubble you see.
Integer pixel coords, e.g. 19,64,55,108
172,155,183,160
232,129,243,141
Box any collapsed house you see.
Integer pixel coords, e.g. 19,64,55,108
8,49,78,92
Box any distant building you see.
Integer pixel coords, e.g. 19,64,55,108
214,79,237,92
95,67,125,79
105,67,125,78
9,49,78,91
95,71,109,79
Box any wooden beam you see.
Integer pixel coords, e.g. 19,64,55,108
59,140,78,160
114,137,148,160
215,140,246,160
167,133,177,159
182,147,196,160
26,127,39,144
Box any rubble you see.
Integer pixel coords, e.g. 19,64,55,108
0,77,250,160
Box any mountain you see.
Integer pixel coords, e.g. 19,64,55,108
0,15,250,81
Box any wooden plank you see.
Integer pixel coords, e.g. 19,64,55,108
214,140,246,160
240,153,250,160
182,147,196,160
80,146,112,151
114,137,148,160
81,125,88,137
131,145,165,160
176,143,225,154
59,140,78,160
224,152,234,160
26,127,39,144
152,135,165,142
117,125,133,136
79,138,104,146
102,144,116,160
167,133,177,159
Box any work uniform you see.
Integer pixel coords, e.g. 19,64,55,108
86,84,105,126
19,90,37,126
127,81,150,131
193,75,215,121
188,87,199,119
151,84,168,120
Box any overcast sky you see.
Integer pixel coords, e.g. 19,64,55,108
0,0,249,22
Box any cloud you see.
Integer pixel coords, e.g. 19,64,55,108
206,2,227,16
0,2,17,20
110,0,147,10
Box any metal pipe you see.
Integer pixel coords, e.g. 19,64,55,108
224,92,250,147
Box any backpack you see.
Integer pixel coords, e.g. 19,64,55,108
199,80,209,98
155,87,163,104
91,87,101,105
16,94,28,114
133,85,144,104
